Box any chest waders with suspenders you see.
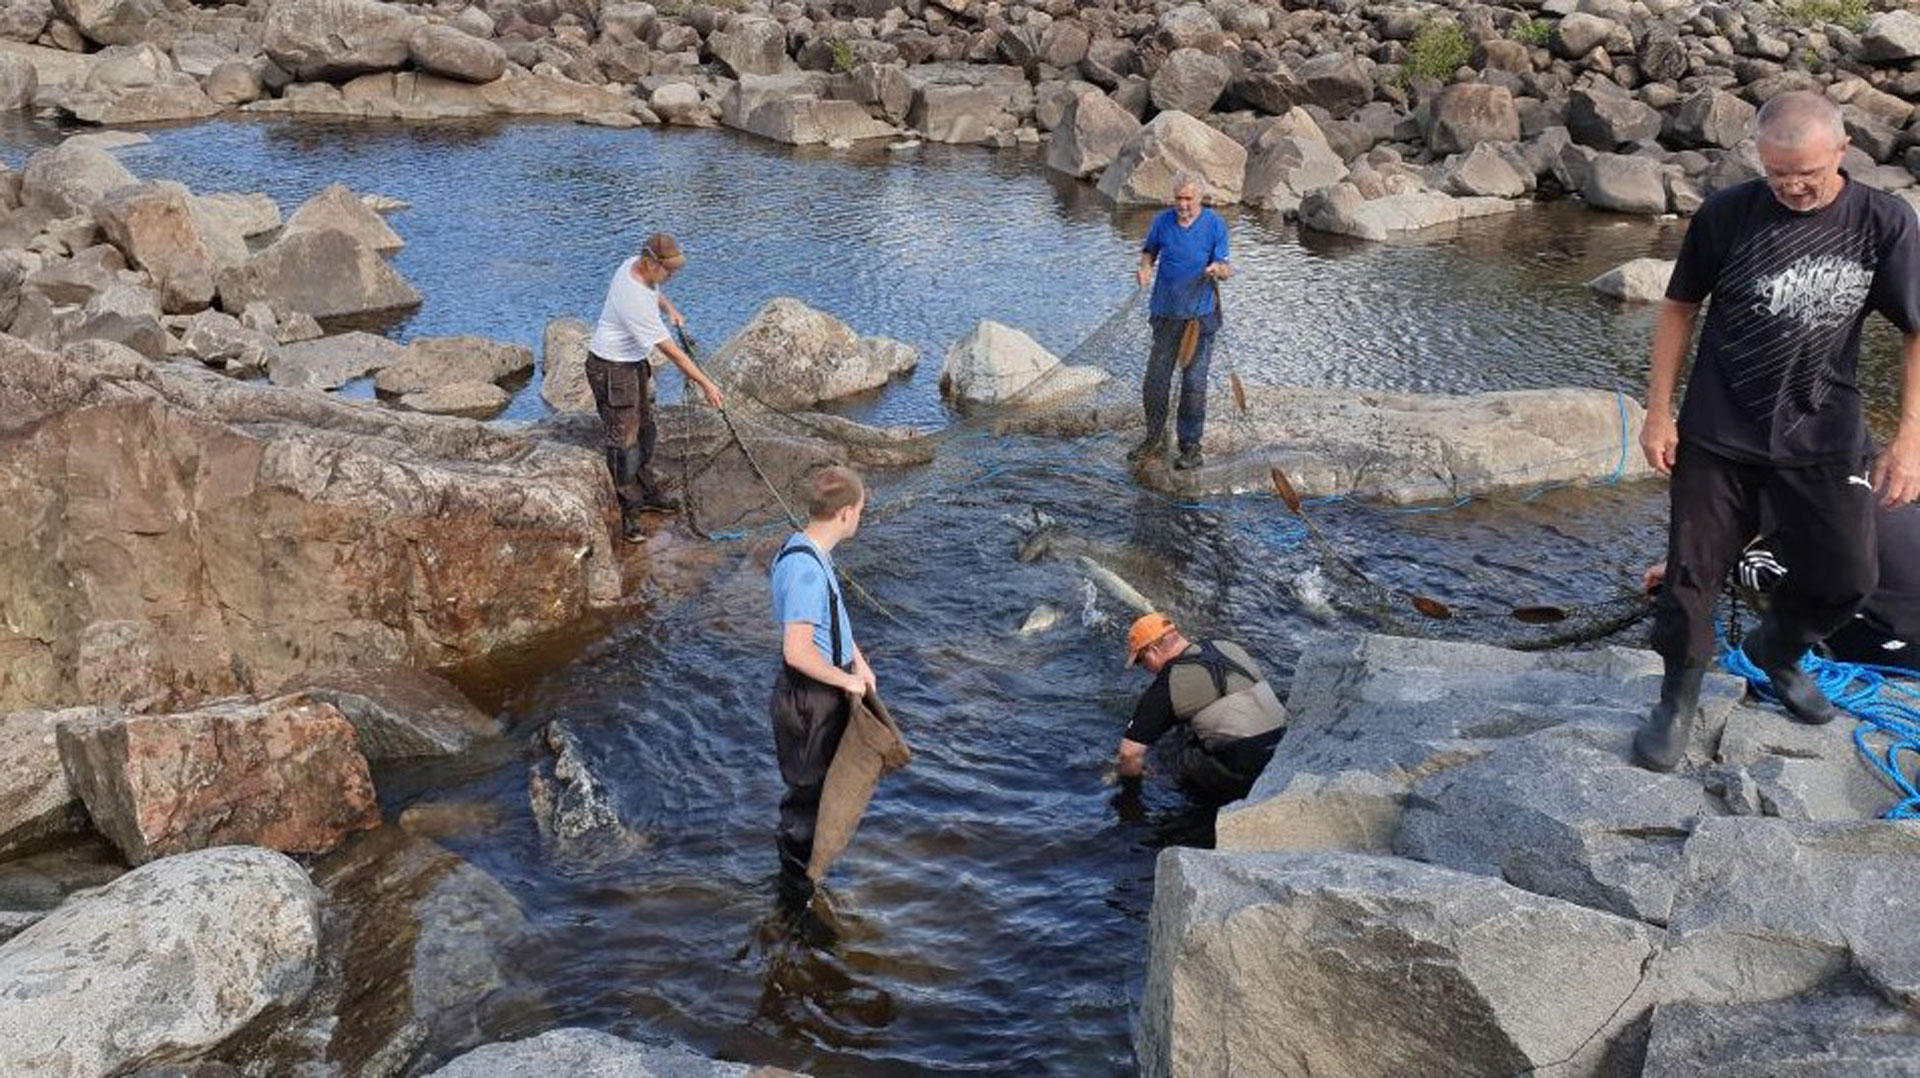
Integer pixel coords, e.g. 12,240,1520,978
775,542,848,676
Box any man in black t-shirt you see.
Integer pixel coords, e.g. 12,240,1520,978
1633,91,1920,772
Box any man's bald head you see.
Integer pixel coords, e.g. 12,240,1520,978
1755,91,1846,150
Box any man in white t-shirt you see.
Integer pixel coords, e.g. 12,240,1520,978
585,232,726,542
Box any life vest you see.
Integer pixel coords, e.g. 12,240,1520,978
1165,640,1287,749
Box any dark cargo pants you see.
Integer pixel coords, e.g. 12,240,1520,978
584,353,663,512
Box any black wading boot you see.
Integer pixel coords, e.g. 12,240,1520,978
1632,664,1706,772
1744,622,1838,726
1126,433,1164,464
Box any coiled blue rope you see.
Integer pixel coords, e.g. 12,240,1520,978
1721,643,1920,820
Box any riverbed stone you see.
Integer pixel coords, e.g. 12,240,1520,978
650,81,709,126
0,337,621,711
528,718,649,866
268,329,403,390
1244,112,1348,214
302,666,499,760
939,320,1107,408
217,227,423,321
705,297,917,409
179,308,281,373
407,23,506,85
374,335,535,396
1044,88,1138,179
1097,109,1246,205
56,694,380,864
283,181,404,253
0,708,86,859
1299,183,1517,241
401,381,511,418
742,94,895,145
1582,152,1671,214
1425,83,1520,155
539,315,592,413
1139,849,1662,1078
1588,257,1675,302
264,0,420,82
1437,143,1530,199
18,141,135,219
92,180,220,314
205,61,261,107
0,847,320,1077
429,1028,772,1077
1149,46,1230,118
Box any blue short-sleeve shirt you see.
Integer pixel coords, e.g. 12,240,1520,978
1144,208,1230,319
770,534,856,668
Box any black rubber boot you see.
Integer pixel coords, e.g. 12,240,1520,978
1173,445,1205,471
1744,622,1838,726
1632,664,1706,773
1126,434,1164,464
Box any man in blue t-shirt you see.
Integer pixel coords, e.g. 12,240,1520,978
768,465,877,899
1128,174,1234,471
1632,91,1920,772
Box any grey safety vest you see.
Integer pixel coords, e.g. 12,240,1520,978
1165,640,1287,748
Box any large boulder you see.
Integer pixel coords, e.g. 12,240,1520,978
1299,183,1517,241
1044,89,1139,179
0,339,621,712
740,95,895,145
1588,257,1675,303
50,0,159,47
268,329,404,391
938,320,1108,407
1860,10,1920,65
1097,110,1247,206
1582,153,1671,214
17,141,135,219
1292,52,1372,119
1643,986,1920,1075
0,848,320,1076
56,694,380,865
301,665,500,760
216,228,423,321
430,1028,767,1077
1671,89,1756,151
705,298,917,409
707,15,793,78
1148,47,1230,117
1567,86,1662,151
178,308,282,373
373,335,535,395
1140,849,1662,1077
92,180,220,313
407,23,505,84
282,181,404,252
539,315,593,413
1551,12,1619,59
401,381,511,418
1436,144,1530,199
0,709,86,859
909,82,1016,144
1424,83,1520,155
264,0,420,82
1243,110,1347,214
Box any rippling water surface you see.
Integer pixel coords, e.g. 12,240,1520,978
3,116,1909,1075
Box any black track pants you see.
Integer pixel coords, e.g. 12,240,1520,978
769,664,852,879
1652,442,1878,671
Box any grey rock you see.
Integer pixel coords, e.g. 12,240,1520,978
1155,3,1221,52
92,180,220,314
1587,257,1675,302
1552,13,1619,59
1659,817,1920,1009
1229,67,1303,116
1860,11,1920,65
0,52,37,109
705,296,917,409
0,708,86,859
830,61,912,126
938,320,1106,407
539,315,593,413
1437,143,1530,199
17,141,135,219
1672,88,1756,151
1713,705,1900,820
707,15,793,79
303,665,502,759
1582,152,1671,214
1245,113,1349,214
429,1028,762,1077
179,308,280,373
528,719,649,866
1424,82,1520,155
1044,88,1138,178
0,0,51,43
51,0,158,47
1097,109,1247,206
741,94,895,145
401,380,511,418
195,191,283,241
0,839,124,943
1139,849,1663,1078
268,330,404,391
1292,52,1372,119
1299,183,1518,241
909,82,1016,144
1148,46,1229,117
263,0,419,82
217,228,423,322
0,848,321,1077
374,335,535,395
1643,984,1920,1077
1567,85,1662,150
650,82,709,126
283,182,404,253
204,60,262,107
1639,28,1689,82
408,23,507,84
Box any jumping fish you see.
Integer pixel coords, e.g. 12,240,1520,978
1075,555,1156,615
1019,604,1062,635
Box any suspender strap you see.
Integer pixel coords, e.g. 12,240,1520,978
775,542,844,669
1175,640,1258,700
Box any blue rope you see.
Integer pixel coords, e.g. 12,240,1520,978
1720,643,1920,820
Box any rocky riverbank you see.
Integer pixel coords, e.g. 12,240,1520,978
1142,633,1920,1076
1,0,1917,237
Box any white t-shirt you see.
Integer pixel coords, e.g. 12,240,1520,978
588,257,670,364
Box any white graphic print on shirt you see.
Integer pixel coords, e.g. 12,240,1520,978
1715,222,1876,427
1757,254,1874,330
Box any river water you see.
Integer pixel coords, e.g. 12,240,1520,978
3,116,1909,1075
